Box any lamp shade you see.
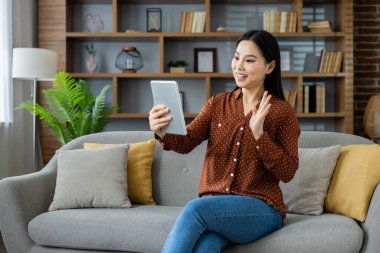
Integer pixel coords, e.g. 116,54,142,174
12,48,57,80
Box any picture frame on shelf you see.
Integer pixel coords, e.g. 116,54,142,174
194,48,217,73
146,8,162,32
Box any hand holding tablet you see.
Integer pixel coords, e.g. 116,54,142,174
150,80,187,135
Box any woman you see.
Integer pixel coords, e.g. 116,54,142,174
149,30,301,253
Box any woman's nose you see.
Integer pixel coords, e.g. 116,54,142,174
236,60,244,70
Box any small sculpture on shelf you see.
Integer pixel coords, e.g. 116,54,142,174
115,47,144,73
83,13,104,33
167,60,189,73
85,43,98,73
216,25,226,32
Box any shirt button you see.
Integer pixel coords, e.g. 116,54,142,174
226,187,229,191
218,123,221,127
240,127,244,131
256,145,259,150
237,142,240,146
230,173,234,177
233,158,237,162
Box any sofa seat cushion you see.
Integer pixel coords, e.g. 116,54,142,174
29,206,363,253
225,213,363,253
28,205,182,252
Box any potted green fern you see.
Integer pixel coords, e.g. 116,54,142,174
18,71,115,145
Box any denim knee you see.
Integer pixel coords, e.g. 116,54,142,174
182,198,206,217
193,232,228,253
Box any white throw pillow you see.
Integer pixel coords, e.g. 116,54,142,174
49,145,131,211
279,145,341,215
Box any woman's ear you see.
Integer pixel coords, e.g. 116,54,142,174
265,60,276,74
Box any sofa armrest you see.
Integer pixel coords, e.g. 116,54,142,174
360,182,380,253
0,156,57,253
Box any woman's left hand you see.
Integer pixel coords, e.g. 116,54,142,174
249,91,272,140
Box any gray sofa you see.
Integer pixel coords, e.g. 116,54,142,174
0,131,379,253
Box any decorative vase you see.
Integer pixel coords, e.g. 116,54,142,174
363,95,380,140
86,54,98,73
115,47,143,73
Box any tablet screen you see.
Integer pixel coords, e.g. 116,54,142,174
150,80,187,135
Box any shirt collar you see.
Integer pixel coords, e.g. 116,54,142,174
233,88,243,100
233,87,278,103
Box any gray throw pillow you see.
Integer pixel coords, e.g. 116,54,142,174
279,145,341,215
49,145,132,211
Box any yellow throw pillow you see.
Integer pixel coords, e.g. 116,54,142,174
84,139,157,205
324,144,380,222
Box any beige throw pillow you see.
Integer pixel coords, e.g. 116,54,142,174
49,145,131,211
280,145,341,215
84,139,157,205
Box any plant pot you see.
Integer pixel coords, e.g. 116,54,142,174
170,67,186,73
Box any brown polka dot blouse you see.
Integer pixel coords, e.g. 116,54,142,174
157,88,301,220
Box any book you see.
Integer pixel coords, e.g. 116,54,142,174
318,48,326,72
280,51,290,71
288,90,297,109
309,27,332,33
284,90,290,101
180,12,186,32
308,20,330,28
316,85,326,113
318,49,343,73
308,20,332,33
280,11,287,33
303,85,309,113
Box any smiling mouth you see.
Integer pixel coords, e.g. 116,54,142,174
235,73,247,79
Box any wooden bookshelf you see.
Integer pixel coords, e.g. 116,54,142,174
39,0,353,164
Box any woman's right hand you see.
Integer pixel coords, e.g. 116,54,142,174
149,105,172,138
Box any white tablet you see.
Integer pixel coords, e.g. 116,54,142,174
150,80,187,135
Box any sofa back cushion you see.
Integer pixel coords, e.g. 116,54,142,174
324,144,380,222
58,131,373,207
280,145,341,215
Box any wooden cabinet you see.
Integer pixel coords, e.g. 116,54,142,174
39,0,353,163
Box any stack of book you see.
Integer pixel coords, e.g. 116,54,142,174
179,11,206,33
318,48,343,73
303,84,326,113
263,11,297,33
307,20,331,33
283,89,297,109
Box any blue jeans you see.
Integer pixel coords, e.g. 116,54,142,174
162,195,283,253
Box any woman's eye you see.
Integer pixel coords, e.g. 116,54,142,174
233,56,239,60
246,59,254,63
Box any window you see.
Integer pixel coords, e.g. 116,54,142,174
0,0,12,123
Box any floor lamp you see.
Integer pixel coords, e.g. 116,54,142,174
12,48,57,171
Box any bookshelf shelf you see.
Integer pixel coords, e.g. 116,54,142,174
110,113,345,120
67,32,346,39
39,0,353,163
297,113,346,118
70,72,349,79
111,113,198,119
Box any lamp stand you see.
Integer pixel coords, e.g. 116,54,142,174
32,78,37,172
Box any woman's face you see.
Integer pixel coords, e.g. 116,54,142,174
231,40,274,90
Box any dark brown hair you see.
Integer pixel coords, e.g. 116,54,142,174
235,30,285,100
